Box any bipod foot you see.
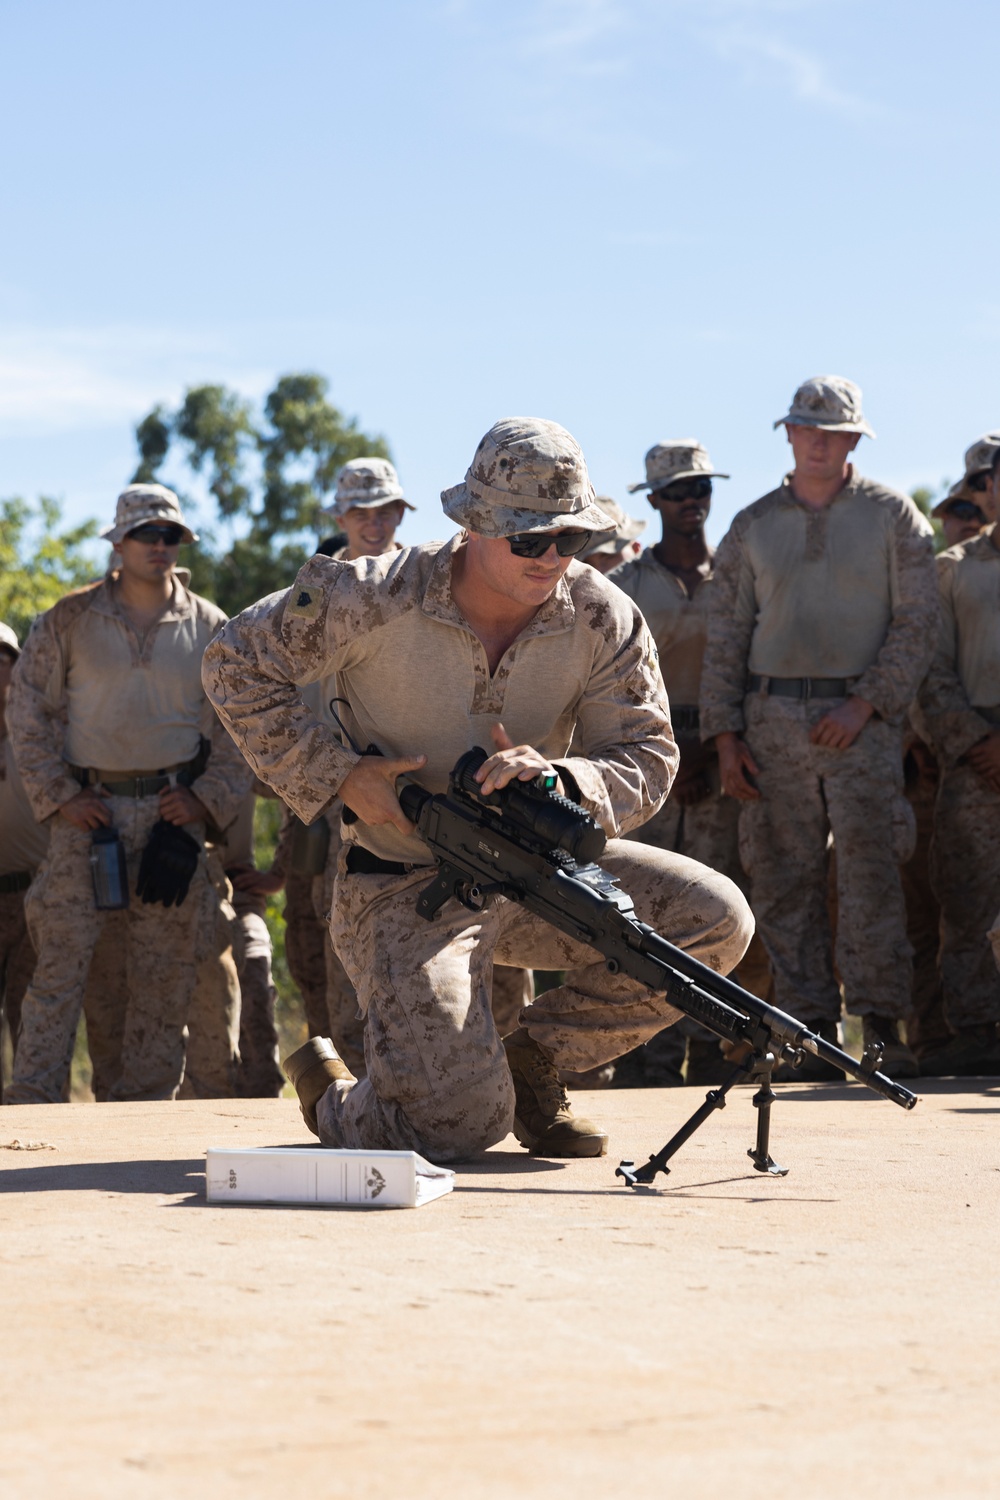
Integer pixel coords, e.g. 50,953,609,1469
616,1157,671,1189
747,1148,788,1176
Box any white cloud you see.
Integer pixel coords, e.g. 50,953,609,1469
704,24,885,119
0,326,272,439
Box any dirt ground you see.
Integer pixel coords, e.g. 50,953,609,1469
1,1080,998,1500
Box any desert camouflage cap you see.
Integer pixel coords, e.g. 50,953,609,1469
774,375,875,438
583,495,647,555
441,416,610,537
627,440,729,494
325,457,415,519
960,431,1000,481
101,483,198,547
0,621,20,656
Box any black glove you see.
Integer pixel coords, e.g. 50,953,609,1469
136,819,201,908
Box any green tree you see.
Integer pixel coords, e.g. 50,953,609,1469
0,497,100,641
133,372,390,614
910,484,946,552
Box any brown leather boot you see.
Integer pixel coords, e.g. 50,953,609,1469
283,1037,356,1136
503,1029,608,1157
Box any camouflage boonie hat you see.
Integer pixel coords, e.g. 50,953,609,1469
960,431,1000,481
0,621,20,657
583,495,647,556
325,457,415,520
774,375,875,438
101,483,197,546
441,416,610,537
627,440,729,494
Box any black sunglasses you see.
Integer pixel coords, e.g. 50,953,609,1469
651,476,713,503
126,523,185,546
944,500,985,523
506,530,593,558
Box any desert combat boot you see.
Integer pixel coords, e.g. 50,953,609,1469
503,1029,608,1157
283,1037,356,1136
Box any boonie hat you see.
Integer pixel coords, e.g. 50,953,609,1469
584,495,647,556
441,416,611,537
101,484,198,547
628,440,729,494
325,457,415,520
960,431,1000,482
0,621,20,657
774,376,875,438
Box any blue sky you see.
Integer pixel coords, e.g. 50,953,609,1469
1,0,997,555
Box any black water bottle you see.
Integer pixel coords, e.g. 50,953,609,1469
90,826,129,910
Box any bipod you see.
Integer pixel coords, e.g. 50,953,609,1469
616,1048,787,1188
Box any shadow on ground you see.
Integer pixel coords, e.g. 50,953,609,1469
0,1158,204,1195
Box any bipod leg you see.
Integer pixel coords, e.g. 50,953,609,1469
747,1053,788,1176
617,1061,749,1188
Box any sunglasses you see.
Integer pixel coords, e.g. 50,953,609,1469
944,500,985,523
506,530,593,558
651,476,713,503
126,524,185,546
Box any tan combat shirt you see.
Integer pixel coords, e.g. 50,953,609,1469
917,525,1000,765
9,573,251,827
700,472,939,737
203,535,677,867
0,734,49,875
611,549,713,708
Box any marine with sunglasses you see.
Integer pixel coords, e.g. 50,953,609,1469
204,416,753,1163
701,376,939,1081
608,442,773,1089
5,484,252,1104
916,432,1000,1075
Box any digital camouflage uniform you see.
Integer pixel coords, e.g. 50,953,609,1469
220,792,284,1096
80,846,242,1100
6,561,251,1104
204,417,752,1161
917,525,1000,1033
701,465,938,1027
0,728,48,1101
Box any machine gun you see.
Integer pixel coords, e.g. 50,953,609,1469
398,748,918,1187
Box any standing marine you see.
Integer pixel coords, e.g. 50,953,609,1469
5,484,251,1104
700,376,939,1080
916,432,1000,1074
610,441,772,1086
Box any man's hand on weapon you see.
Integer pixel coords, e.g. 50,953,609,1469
716,732,761,801
809,696,874,750
339,752,428,836
59,786,112,830
474,723,563,797
159,785,209,827
965,730,1000,794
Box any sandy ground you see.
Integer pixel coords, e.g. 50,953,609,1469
1,1080,998,1500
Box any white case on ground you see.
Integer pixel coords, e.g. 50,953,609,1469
205,1146,455,1209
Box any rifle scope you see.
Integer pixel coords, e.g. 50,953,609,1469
451,748,607,865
